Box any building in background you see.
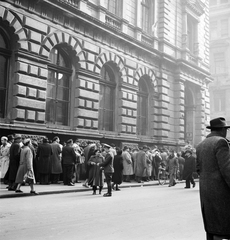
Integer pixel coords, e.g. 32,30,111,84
209,0,230,129
0,0,211,148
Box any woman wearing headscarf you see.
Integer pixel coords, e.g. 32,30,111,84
15,139,38,194
88,149,104,195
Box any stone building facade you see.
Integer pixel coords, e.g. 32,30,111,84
209,0,230,130
0,0,211,148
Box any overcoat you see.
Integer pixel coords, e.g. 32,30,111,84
50,142,62,174
37,143,53,174
182,155,195,180
196,132,230,235
8,142,21,181
112,154,123,184
0,143,11,178
15,146,35,184
135,150,147,177
143,152,152,177
88,154,104,187
122,151,133,175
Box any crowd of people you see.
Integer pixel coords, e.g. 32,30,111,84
0,134,197,196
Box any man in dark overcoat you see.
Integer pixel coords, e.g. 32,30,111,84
196,117,230,240
62,139,77,186
37,137,52,184
182,149,196,188
50,136,62,184
8,134,22,190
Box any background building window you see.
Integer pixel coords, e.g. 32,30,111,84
213,52,226,74
187,15,198,54
46,46,71,126
142,0,150,33
210,21,218,39
210,0,217,5
214,90,226,112
0,30,10,119
99,64,116,131
220,0,228,4
137,78,149,135
221,19,229,37
126,0,136,26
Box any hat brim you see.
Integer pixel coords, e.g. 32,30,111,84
206,125,230,129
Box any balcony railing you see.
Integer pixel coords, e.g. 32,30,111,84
141,34,153,46
57,0,79,8
105,15,122,31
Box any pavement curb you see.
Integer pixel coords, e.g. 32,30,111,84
0,180,195,199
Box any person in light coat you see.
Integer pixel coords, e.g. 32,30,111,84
122,146,133,182
15,139,38,195
0,136,11,181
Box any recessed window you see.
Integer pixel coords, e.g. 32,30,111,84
210,21,218,39
99,64,116,131
137,77,149,135
46,46,72,126
142,0,151,33
0,29,10,119
221,19,229,38
213,53,226,74
210,0,217,6
126,0,136,25
214,90,226,112
220,0,228,4
187,15,198,54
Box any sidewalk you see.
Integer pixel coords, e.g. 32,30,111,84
0,179,190,199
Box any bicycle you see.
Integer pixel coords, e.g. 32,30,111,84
158,166,169,185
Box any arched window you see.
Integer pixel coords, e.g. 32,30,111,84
46,46,72,125
99,64,116,131
0,29,10,119
137,78,149,135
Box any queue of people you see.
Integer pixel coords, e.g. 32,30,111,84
0,133,197,197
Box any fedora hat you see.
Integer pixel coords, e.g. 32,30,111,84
206,117,230,129
14,134,22,140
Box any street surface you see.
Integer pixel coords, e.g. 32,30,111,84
0,184,205,240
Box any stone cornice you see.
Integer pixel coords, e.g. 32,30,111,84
182,0,205,17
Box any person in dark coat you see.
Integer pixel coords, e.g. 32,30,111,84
196,117,230,240
177,152,185,181
88,149,104,194
82,142,96,188
99,144,114,197
112,148,123,191
50,136,62,184
37,137,52,184
8,134,22,191
182,150,196,188
62,139,76,186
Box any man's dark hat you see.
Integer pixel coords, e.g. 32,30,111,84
206,117,230,129
14,134,22,140
67,139,73,144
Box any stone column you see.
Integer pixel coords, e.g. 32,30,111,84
194,86,206,145
154,73,170,142
174,79,185,143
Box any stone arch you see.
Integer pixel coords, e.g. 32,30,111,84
134,66,158,92
40,31,85,63
94,52,127,80
0,7,28,50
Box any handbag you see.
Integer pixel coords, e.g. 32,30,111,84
23,170,34,183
